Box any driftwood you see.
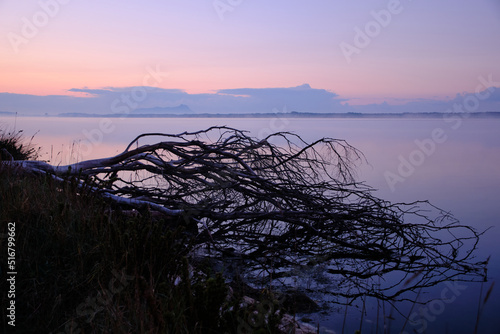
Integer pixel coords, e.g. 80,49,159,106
8,126,487,306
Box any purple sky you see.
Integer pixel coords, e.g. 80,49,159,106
1,0,500,113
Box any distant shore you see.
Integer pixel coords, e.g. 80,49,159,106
11,111,500,119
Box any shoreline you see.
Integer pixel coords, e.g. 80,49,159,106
4,111,500,119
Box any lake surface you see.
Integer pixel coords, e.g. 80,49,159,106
2,116,500,333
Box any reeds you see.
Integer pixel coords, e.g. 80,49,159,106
474,255,495,334
0,164,280,333
0,128,39,161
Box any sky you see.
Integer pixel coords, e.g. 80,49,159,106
1,0,500,114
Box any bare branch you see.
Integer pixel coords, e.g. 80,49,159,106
6,126,486,305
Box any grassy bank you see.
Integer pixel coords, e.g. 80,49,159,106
0,132,284,333
0,166,229,332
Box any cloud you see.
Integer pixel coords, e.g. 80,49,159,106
215,84,346,113
68,88,116,96
0,85,499,116
1,84,348,115
69,87,188,97
0,92,83,115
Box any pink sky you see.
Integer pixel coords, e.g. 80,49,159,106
1,0,499,105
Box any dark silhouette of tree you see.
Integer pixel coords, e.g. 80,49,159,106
10,126,487,305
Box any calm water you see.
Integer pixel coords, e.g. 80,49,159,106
2,116,500,333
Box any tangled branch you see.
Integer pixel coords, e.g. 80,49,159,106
11,126,487,303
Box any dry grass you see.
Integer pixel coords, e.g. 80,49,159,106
0,163,284,333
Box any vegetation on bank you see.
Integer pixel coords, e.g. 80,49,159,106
0,129,39,161
0,131,286,333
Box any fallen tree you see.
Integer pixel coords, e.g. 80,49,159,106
8,126,487,306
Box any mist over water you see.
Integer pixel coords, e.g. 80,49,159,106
3,116,499,333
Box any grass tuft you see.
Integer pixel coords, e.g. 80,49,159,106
0,128,40,161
